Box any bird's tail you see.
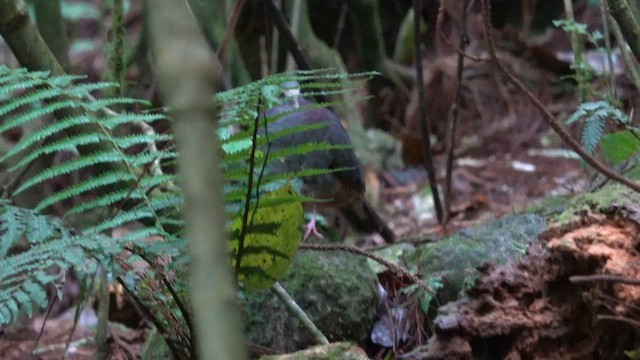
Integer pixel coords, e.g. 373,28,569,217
340,200,395,243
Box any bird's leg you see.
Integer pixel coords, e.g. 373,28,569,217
303,206,324,240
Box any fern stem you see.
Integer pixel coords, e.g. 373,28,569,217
234,101,263,279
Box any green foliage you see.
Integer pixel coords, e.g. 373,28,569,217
0,65,178,329
392,9,427,65
601,131,640,165
401,276,443,314
218,69,375,290
555,15,640,183
229,184,303,291
566,100,629,154
566,100,640,182
626,347,640,359
553,19,604,46
553,18,613,101
0,201,122,324
0,65,373,349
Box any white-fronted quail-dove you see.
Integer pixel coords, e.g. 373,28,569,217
263,82,395,243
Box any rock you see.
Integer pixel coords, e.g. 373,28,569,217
405,214,547,303
244,250,378,353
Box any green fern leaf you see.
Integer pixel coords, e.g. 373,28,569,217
582,115,604,153
14,150,125,195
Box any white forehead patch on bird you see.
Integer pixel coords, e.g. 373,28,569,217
281,81,301,108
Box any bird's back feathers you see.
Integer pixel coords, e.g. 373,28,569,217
263,98,394,243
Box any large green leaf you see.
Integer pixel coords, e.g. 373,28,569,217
601,131,640,165
229,184,303,291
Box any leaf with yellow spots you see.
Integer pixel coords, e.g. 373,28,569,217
229,183,303,291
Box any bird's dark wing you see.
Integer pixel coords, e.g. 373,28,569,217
263,99,364,204
262,98,394,243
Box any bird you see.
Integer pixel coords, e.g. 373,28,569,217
261,81,395,243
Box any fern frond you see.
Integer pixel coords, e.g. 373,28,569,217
14,151,125,195
10,133,109,170
567,101,630,154
0,202,124,325
265,142,351,160
0,66,374,331
66,188,146,215
1,116,92,160
90,208,158,234
35,171,136,211
0,100,78,133
583,115,605,154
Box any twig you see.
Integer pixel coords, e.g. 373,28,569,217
442,0,470,225
217,0,247,67
32,291,58,353
332,3,348,49
32,338,92,356
300,243,433,294
480,0,640,193
131,249,194,337
413,0,443,224
116,276,188,359
609,14,640,93
285,0,302,72
570,274,640,286
271,282,329,345
436,0,486,62
600,0,617,99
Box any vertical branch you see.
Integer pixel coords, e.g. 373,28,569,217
609,13,640,92
31,0,69,70
217,0,247,68
285,0,302,71
443,0,471,225
600,0,616,100
106,0,125,95
149,0,248,358
264,0,312,71
413,0,443,224
607,0,640,63
563,0,589,100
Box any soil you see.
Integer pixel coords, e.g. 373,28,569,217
406,211,640,359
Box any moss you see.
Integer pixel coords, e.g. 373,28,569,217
243,250,378,353
405,214,546,303
550,184,633,226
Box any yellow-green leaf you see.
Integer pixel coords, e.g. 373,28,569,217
230,183,303,291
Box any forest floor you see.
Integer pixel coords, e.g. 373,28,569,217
0,50,593,360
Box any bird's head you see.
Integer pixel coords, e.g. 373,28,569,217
280,81,301,108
